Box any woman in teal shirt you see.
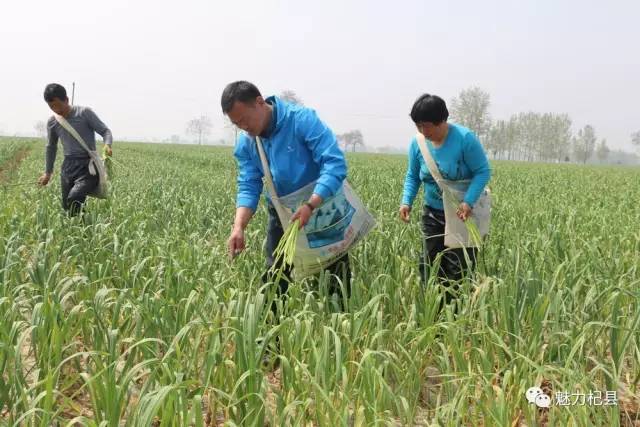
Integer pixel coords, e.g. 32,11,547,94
400,94,491,310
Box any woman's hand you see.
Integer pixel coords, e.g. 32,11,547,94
399,205,411,223
457,202,472,221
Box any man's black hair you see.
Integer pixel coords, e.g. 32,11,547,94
43,83,67,102
221,81,262,113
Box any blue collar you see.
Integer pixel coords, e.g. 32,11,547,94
259,98,277,139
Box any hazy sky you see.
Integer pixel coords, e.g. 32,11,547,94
2,0,639,151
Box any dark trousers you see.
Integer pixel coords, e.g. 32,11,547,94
60,157,98,216
261,204,352,311
419,206,477,309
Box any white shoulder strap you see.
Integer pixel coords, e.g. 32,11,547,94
255,136,277,197
415,132,444,186
255,136,291,225
54,113,93,154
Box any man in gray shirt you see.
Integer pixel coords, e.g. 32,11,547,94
38,83,113,216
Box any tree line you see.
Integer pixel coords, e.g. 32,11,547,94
450,87,639,164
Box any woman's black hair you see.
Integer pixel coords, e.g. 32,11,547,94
410,93,449,124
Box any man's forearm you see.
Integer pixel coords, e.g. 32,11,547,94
102,129,113,146
45,144,57,175
233,207,254,231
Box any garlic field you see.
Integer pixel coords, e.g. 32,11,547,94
1,138,639,426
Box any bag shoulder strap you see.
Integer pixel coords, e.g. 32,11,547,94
54,113,92,154
415,133,444,186
255,136,290,224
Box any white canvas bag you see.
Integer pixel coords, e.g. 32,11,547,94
255,136,375,278
415,132,491,248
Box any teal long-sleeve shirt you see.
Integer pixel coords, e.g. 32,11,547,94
401,123,491,210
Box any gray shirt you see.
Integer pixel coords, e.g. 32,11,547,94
45,106,113,174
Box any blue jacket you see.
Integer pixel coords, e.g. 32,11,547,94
401,123,491,210
234,96,347,211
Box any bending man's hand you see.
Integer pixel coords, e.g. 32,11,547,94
38,173,51,186
227,226,246,259
290,194,323,229
227,207,253,260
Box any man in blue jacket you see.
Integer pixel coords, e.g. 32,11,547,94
222,81,351,308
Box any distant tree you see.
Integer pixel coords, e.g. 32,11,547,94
186,116,213,145
552,114,573,162
485,120,505,159
34,120,46,138
596,138,610,163
488,112,571,162
450,87,492,141
280,90,303,105
337,130,364,152
605,149,640,166
534,113,572,162
632,130,640,150
514,112,540,162
223,116,239,145
573,125,597,164
503,116,520,160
